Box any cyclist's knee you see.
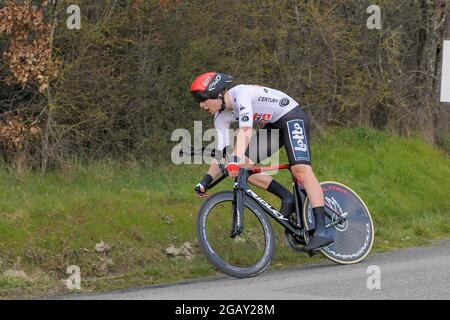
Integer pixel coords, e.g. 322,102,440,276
291,164,313,184
211,158,220,169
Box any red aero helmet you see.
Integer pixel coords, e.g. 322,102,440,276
190,72,233,102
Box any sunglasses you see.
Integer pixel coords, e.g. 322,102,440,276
191,91,211,103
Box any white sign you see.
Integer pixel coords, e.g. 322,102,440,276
441,41,450,102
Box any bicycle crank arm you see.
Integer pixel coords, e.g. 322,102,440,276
324,203,348,218
326,213,348,228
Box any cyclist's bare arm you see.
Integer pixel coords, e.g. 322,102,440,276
207,158,223,179
233,126,253,163
207,155,273,190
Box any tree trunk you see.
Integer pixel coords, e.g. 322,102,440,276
41,2,59,173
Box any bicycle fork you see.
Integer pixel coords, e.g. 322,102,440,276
231,184,245,238
230,170,249,238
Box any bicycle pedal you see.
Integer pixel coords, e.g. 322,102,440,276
307,250,318,257
303,247,321,257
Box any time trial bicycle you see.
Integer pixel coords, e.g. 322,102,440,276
196,163,374,278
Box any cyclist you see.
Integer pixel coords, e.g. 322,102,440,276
190,72,333,252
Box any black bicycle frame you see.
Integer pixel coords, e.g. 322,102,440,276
205,167,348,238
231,168,306,237
184,146,345,228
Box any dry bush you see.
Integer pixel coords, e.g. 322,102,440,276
0,0,57,93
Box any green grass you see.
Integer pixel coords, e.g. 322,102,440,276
0,127,449,298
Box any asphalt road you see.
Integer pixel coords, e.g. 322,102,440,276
64,240,450,300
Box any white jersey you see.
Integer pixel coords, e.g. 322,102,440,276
214,84,299,150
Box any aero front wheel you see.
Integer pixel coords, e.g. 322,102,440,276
196,191,275,278
303,181,374,264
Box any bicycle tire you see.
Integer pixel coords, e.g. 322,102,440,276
196,191,275,278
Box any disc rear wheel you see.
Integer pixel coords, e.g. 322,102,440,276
303,182,374,264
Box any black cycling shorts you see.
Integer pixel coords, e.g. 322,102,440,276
245,106,312,166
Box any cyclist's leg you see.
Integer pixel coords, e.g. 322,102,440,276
277,106,333,250
290,165,323,208
245,125,295,216
244,126,274,188
240,154,271,188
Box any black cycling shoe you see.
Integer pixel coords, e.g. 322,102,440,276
303,231,334,252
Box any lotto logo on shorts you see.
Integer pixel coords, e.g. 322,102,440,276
287,120,310,161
